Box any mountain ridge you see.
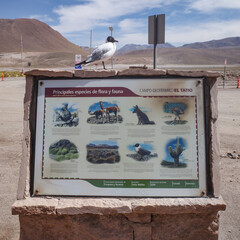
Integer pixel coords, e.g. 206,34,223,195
0,18,87,54
117,37,240,56
116,43,174,56
182,37,240,49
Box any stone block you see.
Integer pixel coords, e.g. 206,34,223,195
124,213,151,223
74,69,116,78
117,68,166,76
132,224,151,240
167,69,220,78
25,69,74,78
151,212,219,240
12,198,58,215
57,198,132,215
131,197,226,215
19,214,133,240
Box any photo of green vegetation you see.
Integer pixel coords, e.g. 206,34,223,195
49,139,79,161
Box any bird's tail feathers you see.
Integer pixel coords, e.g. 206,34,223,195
75,59,93,67
75,60,86,67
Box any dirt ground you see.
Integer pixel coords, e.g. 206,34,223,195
0,76,239,240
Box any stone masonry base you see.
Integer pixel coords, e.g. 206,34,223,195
19,212,219,240
13,69,226,240
13,197,226,240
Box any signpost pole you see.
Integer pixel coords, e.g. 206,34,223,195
109,27,113,69
148,14,165,69
20,34,24,74
223,58,227,88
153,15,157,69
90,30,92,54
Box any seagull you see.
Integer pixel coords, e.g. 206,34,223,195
75,36,118,69
134,143,151,157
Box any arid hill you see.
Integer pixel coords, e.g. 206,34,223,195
0,18,87,54
115,37,240,65
116,43,174,56
114,47,240,65
182,37,240,49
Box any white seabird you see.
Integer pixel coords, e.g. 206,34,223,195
76,36,118,69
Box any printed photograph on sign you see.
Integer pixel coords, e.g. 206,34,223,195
161,137,187,168
86,140,120,164
49,139,79,162
131,105,155,125
163,102,188,125
126,143,158,162
53,102,79,127
87,101,122,124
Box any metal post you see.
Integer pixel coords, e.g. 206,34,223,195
148,14,165,69
90,30,92,54
223,58,227,88
223,65,226,89
153,15,157,69
20,34,24,73
110,27,113,68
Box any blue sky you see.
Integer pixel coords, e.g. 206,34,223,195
1,0,240,48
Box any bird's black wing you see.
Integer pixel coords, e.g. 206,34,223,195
139,148,151,156
90,48,109,62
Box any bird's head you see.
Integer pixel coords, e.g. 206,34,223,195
106,36,118,43
134,143,140,152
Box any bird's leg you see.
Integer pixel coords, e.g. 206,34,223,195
172,116,177,124
102,61,106,69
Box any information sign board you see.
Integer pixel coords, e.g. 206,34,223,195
34,78,206,196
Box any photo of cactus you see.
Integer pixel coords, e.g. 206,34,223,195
161,137,187,168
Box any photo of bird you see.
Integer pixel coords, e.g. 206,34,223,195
126,143,158,161
134,143,151,157
75,36,118,69
163,102,187,125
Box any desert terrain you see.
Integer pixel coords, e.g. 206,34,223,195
0,72,239,239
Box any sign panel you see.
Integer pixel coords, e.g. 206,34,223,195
34,78,206,196
75,54,82,69
148,14,165,44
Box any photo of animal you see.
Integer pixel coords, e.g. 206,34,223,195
163,102,187,125
99,101,120,122
132,105,155,125
53,103,79,127
87,101,122,124
134,143,151,156
88,109,104,120
126,143,158,161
